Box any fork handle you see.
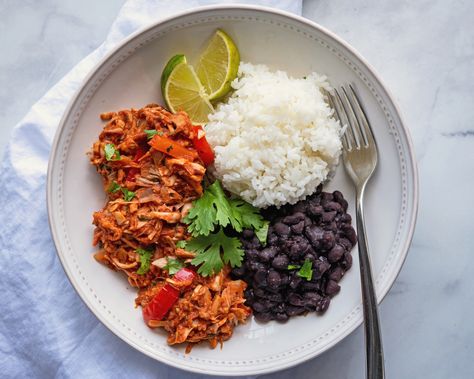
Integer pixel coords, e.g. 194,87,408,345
356,186,385,379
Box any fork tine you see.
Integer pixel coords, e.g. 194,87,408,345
323,89,350,151
340,86,365,148
347,84,376,147
334,89,357,149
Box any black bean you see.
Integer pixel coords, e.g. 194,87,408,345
340,199,349,212
287,293,305,307
255,312,273,322
280,274,290,286
316,297,331,313
308,204,324,217
254,270,268,287
332,190,344,204
272,254,289,270
249,261,266,272
324,201,342,212
268,270,282,288
231,265,246,278
341,252,353,270
242,229,255,240
321,231,335,250
267,233,278,245
274,222,291,237
292,202,308,214
286,305,306,316
289,275,302,289
303,216,312,227
329,266,345,282
301,281,320,291
339,238,353,251
328,244,345,263
342,225,357,245
264,291,283,302
322,192,334,202
339,213,352,224
325,280,341,297
282,212,306,225
289,244,304,260
322,211,337,223
305,225,324,247
314,258,331,276
259,246,277,262
291,221,305,234
275,312,289,322
252,301,267,313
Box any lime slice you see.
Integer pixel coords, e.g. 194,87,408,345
196,29,240,101
161,54,214,124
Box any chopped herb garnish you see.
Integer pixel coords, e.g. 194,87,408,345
287,264,301,270
104,143,121,161
175,240,187,249
144,129,164,139
297,259,313,281
136,248,153,275
121,188,135,201
107,181,121,193
166,145,173,152
187,228,244,277
255,221,269,246
163,257,184,275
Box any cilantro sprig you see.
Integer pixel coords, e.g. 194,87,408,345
187,228,244,276
106,181,135,201
163,257,184,275
144,129,164,140
287,259,313,281
104,143,121,161
136,248,153,275
183,181,267,241
182,181,270,276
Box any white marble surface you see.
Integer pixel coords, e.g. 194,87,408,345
2,0,473,378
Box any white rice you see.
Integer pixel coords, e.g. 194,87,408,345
205,62,343,208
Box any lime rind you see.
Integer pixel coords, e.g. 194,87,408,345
196,29,240,101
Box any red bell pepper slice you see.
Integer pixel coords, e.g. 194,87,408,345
192,125,214,166
142,268,196,325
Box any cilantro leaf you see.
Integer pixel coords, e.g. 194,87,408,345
187,228,244,276
255,220,269,246
144,129,164,140
229,199,265,231
175,240,187,249
297,259,313,281
121,188,135,201
163,257,184,275
104,143,121,161
107,181,121,193
183,180,266,235
287,264,301,270
136,248,153,275
183,189,217,236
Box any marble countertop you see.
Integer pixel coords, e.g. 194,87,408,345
2,1,473,378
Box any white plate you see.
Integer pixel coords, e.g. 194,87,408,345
47,5,418,376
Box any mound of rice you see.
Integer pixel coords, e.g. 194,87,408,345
205,63,343,208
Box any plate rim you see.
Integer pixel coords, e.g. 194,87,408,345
47,4,419,376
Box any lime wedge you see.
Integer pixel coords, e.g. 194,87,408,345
196,29,240,101
161,54,214,124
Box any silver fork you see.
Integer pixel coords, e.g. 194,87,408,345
325,85,385,379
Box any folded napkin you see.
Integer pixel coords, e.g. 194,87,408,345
0,1,302,378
